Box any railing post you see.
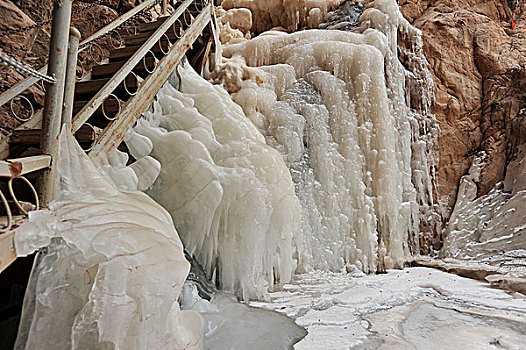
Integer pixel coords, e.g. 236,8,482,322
62,27,81,129
161,0,168,15
39,0,73,206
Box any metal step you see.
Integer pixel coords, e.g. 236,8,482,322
91,57,157,79
10,125,98,144
75,77,141,97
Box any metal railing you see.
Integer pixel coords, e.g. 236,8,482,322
0,0,162,125
0,0,216,273
0,155,49,273
90,0,212,158
73,0,209,131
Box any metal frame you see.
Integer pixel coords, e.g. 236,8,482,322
63,28,82,128
90,3,211,159
39,0,74,205
0,0,158,112
72,0,196,132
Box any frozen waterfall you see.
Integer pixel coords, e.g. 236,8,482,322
126,66,302,301
118,0,441,299
12,1,444,347
213,0,440,273
14,131,202,349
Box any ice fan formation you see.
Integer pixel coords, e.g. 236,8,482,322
214,0,441,273
125,65,301,301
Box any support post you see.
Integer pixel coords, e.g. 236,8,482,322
39,0,73,206
62,27,81,129
161,0,168,15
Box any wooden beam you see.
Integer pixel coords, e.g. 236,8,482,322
10,125,98,144
0,155,51,177
0,231,16,274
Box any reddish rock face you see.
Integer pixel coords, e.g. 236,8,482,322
0,0,49,135
0,0,129,139
400,0,526,213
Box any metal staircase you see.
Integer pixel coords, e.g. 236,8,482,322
0,0,218,273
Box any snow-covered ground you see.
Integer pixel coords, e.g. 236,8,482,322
249,267,526,349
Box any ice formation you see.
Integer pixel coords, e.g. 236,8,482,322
442,147,526,278
214,0,441,272
14,130,201,349
220,0,346,33
124,64,302,301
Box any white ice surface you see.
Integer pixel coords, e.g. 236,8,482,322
215,0,440,273
443,147,526,278
250,267,526,349
126,64,302,301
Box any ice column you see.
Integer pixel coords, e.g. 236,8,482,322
214,0,440,271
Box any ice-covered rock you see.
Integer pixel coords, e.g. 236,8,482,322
443,146,526,277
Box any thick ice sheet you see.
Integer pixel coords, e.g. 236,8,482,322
14,131,202,349
250,267,526,349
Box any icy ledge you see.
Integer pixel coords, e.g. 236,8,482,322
13,130,202,349
442,146,526,282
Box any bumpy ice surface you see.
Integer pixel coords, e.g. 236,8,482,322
14,131,201,349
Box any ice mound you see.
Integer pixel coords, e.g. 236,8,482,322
442,147,526,278
213,0,441,272
14,130,201,349
126,64,302,301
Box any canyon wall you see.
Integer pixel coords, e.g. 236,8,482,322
399,0,526,216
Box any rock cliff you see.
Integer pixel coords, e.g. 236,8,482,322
400,0,526,216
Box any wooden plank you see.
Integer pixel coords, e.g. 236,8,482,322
139,16,169,32
74,99,121,115
0,231,16,274
75,78,140,96
11,126,97,144
0,155,51,177
108,44,165,62
126,25,182,45
91,57,156,79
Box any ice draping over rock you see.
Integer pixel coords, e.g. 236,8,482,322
124,64,302,301
213,0,441,272
220,0,346,34
14,130,201,349
442,146,526,278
